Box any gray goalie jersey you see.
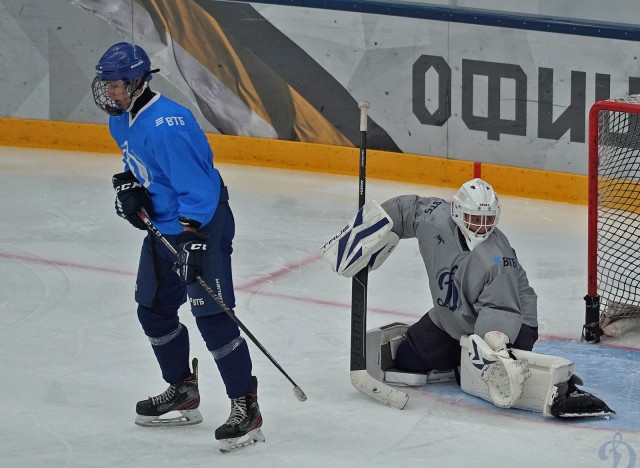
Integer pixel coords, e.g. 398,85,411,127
381,195,538,343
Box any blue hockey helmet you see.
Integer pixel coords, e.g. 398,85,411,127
92,43,157,115
95,42,153,84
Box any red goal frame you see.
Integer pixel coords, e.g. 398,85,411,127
584,97,640,342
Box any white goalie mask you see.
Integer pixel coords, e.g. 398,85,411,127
451,178,500,250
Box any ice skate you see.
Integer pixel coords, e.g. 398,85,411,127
215,376,265,453
135,358,203,427
550,378,615,418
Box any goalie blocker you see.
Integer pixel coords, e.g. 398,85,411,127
366,324,614,418
321,200,399,277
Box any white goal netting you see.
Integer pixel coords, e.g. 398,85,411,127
588,94,640,338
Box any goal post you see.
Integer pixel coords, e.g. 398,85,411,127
584,95,640,342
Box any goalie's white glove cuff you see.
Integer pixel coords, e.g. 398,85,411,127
483,331,510,353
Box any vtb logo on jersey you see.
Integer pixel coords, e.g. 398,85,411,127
156,116,185,126
188,243,207,251
436,265,459,311
424,200,442,214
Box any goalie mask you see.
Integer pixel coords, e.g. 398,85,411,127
92,42,157,116
451,178,500,250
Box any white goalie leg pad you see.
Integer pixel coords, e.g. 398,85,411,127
366,322,413,383
321,200,399,277
365,323,456,386
460,335,575,415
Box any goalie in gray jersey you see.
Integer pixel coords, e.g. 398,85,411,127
323,178,613,417
381,178,539,373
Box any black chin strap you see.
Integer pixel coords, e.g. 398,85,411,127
130,68,160,96
127,69,160,116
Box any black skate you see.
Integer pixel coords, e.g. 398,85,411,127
215,376,265,453
550,378,615,418
135,358,203,427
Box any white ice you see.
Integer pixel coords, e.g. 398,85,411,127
1,146,638,467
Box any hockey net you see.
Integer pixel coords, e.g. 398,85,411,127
584,95,640,341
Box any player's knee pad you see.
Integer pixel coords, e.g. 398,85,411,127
195,313,242,356
147,323,186,346
211,336,246,361
137,304,180,339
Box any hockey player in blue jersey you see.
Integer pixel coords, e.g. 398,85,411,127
92,42,263,452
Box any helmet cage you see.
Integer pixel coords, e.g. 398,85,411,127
461,212,498,235
92,77,125,116
91,76,147,116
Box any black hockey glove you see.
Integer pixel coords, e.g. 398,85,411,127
175,231,209,283
112,171,153,230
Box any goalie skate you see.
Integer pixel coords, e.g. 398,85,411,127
550,378,615,418
216,376,265,453
135,358,203,427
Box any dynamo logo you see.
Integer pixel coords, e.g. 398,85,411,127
599,432,636,468
436,265,459,311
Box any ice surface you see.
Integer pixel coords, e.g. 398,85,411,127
1,146,638,467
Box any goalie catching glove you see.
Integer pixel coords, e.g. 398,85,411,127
468,331,531,408
321,200,399,277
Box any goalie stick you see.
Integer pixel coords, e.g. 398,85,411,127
350,101,409,410
137,210,307,403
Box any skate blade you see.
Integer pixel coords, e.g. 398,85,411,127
219,428,265,453
135,409,203,427
558,410,615,418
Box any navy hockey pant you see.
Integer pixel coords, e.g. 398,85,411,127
135,201,253,397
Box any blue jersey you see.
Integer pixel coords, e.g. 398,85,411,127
109,93,221,234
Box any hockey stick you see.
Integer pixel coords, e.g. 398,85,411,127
349,101,409,410
137,210,307,402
